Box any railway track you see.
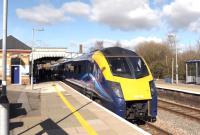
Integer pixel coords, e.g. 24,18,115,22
139,122,172,135
158,98,200,122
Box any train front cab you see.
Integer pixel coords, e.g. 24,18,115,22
92,49,157,122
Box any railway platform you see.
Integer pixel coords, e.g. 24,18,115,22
8,81,149,135
155,79,200,95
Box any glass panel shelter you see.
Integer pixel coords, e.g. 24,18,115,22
186,60,200,84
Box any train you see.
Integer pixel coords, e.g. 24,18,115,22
51,47,157,122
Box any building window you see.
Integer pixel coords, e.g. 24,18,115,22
11,58,20,65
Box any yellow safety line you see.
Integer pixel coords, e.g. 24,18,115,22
53,84,98,135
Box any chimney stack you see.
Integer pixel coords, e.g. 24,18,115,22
79,44,83,53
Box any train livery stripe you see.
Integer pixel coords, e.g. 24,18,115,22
53,84,98,135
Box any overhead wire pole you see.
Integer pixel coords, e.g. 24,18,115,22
31,28,35,91
168,34,178,84
175,36,179,84
0,0,9,134
31,28,44,91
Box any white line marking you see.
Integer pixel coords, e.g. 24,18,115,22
156,85,200,95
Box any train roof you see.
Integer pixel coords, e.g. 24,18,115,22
101,47,138,57
71,47,138,61
55,47,138,65
64,53,92,62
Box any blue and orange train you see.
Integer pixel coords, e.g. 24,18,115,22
51,47,157,122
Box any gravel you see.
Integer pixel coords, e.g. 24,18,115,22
150,108,200,135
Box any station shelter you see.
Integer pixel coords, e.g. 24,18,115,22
0,35,31,85
30,48,83,83
186,60,200,84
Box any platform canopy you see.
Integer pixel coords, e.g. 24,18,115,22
30,48,82,61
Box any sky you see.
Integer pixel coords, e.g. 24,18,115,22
0,0,200,52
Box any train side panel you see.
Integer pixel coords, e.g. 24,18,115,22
55,47,157,121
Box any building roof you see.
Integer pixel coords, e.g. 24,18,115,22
31,48,81,61
0,35,31,50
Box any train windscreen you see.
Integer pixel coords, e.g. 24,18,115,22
129,57,149,79
107,57,132,78
107,57,149,79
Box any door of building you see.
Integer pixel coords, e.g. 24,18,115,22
11,66,20,84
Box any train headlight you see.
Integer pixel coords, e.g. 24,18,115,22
108,81,123,98
149,80,156,96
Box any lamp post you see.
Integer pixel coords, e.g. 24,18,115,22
168,34,178,84
175,37,178,84
31,28,44,91
0,0,9,135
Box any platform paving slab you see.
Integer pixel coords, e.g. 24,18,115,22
155,79,200,94
8,81,149,135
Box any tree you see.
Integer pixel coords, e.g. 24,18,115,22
114,41,122,47
135,38,200,81
89,41,104,52
178,45,199,80
135,41,173,79
196,40,200,57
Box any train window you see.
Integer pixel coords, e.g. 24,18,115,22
64,64,69,71
93,63,103,81
107,57,132,78
198,63,200,77
93,63,97,76
78,65,81,74
88,63,92,73
129,57,149,79
75,65,79,74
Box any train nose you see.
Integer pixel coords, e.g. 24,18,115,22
126,101,148,119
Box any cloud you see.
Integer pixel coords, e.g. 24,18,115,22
16,4,70,25
125,36,163,47
78,36,162,52
163,0,200,32
154,0,165,5
16,0,161,30
89,0,160,30
16,0,200,33
189,18,200,32
62,2,90,16
16,2,90,25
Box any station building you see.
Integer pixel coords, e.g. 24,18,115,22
0,35,83,85
0,35,31,85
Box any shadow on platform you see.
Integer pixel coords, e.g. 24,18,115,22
36,118,69,135
9,103,27,119
17,101,92,135
9,103,27,130
10,122,24,130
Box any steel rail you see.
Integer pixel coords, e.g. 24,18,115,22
158,98,200,122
